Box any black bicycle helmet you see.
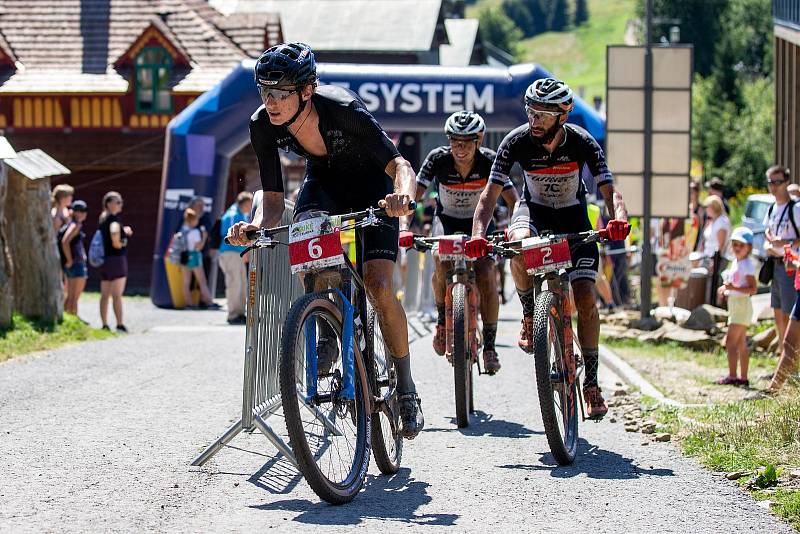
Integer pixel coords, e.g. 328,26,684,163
255,42,316,87
524,77,574,113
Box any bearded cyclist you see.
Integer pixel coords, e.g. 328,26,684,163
466,78,629,419
227,42,424,438
405,111,518,373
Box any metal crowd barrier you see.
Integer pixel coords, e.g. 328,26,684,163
192,196,303,468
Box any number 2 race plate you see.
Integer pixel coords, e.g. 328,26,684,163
437,235,471,261
288,216,345,274
521,237,571,275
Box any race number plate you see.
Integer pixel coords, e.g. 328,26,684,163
521,237,571,275
436,235,472,261
288,216,345,274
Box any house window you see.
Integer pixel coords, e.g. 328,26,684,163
135,47,172,113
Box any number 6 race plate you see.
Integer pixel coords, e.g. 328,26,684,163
521,237,571,275
436,235,471,261
288,216,345,274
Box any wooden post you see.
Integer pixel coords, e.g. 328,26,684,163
6,168,63,321
0,162,12,328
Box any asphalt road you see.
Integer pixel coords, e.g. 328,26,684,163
0,296,793,533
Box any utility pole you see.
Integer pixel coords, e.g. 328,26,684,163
640,0,653,320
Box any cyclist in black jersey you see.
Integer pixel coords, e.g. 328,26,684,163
227,42,423,438
407,111,518,373
466,78,630,419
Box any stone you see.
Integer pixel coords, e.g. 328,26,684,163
767,336,781,355
660,326,717,351
684,305,718,332
613,389,628,397
630,316,662,331
654,433,671,442
624,424,639,432
640,421,657,434
752,327,777,350
726,471,749,480
609,417,617,423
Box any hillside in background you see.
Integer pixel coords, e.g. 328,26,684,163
468,0,636,101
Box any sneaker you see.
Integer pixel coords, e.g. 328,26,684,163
583,385,608,420
101,325,110,331
317,337,339,375
518,315,534,353
432,324,446,356
397,393,424,439
116,325,128,333
482,348,501,375
227,315,246,325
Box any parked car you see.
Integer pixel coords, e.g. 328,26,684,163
741,193,774,259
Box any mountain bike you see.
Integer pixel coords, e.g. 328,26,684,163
235,205,409,504
407,234,480,428
489,229,607,465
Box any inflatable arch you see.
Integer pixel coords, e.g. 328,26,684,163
151,60,606,307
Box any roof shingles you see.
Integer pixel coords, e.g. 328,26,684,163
0,0,275,93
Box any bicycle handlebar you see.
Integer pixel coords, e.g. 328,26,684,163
488,229,606,259
223,201,416,245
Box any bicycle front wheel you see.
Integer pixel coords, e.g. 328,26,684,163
279,293,371,504
366,305,403,474
452,283,471,428
532,290,578,465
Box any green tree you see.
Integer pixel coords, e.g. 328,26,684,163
574,0,589,26
478,6,523,57
547,0,569,31
503,0,535,37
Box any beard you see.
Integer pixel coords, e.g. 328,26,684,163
531,121,562,144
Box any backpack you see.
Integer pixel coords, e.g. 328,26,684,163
88,229,105,268
207,217,222,250
56,224,71,267
168,230,188,265
767,199,799,238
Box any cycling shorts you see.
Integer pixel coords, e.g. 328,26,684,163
294,174,398,263
508,200,598,283
431,213,494,238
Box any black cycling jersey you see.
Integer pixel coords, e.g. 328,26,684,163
417,146,512,220
490,123,612,209
249,84,400,195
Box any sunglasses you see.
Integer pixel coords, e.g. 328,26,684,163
767,179,787,186
258,85,299,101
448,137,478,150
525,106,563,121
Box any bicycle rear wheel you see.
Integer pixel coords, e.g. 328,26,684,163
366,305,403,474
452,283,471,428
532,290,578,465
279,293,371,504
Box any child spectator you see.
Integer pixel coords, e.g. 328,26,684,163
181,208,217,309
60,200,88,317
51,184,74,233
218,192,253,324
715,227,757,386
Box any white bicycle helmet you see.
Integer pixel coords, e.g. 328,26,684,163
445,111,486,138
524,78,574,113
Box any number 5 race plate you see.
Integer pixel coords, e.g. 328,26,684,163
521,236,571,275
288,216,345,274
437,235,471,261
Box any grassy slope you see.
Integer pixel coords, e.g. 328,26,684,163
467,0,637,100
0,313,114,362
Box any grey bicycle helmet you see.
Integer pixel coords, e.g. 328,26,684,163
445,111,486,139
524,78,574,113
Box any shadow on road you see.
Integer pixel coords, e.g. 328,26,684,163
498,438,675,479
249,468,458,526
422,410,543,438
248,455,303,494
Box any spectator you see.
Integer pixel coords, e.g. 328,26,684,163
789,182,800,201
180,208,217,309
702,195,731,304
761,165,800,388
218,192,253,324
184,197,213,294
60,200,88,317
704,176,730,214
689,181,704,251
715,227,757,387
98,191,132,332
51,184,74,233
